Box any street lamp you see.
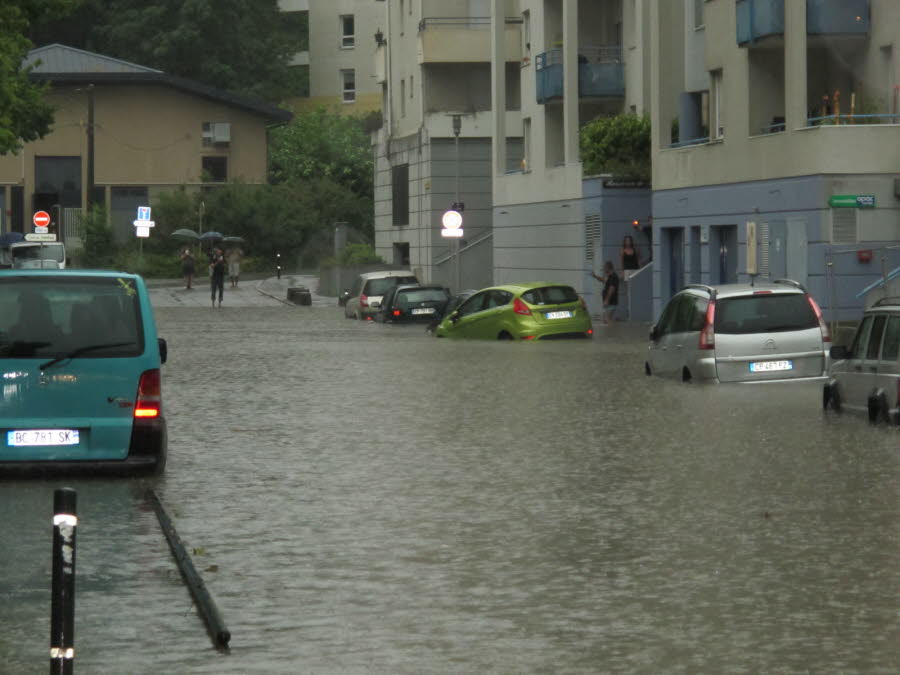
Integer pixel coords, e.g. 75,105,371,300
451,114,462,292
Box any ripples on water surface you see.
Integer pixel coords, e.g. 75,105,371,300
2,306,899,673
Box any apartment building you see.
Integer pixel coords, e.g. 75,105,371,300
651,0,900,321
490,0,653,318
279,0,385,113
373,0,524,290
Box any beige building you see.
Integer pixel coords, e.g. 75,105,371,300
650,0,899,320
279,0,385,114
489,0,653,316
0,45,290,244
373,0,524,289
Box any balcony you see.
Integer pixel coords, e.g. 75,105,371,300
535,47,624,105
417,16,521,64
807,0,869,36
736,0,784,46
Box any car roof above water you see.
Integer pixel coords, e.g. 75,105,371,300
681,281,807,299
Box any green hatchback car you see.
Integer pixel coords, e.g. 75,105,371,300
434,282,593,340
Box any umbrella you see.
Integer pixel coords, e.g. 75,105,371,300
199,231,223,242
171,228,199,240
223,236,244,244
0,232,25,247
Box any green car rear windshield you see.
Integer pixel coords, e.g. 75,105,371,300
0,276,144,358
521,286,579,306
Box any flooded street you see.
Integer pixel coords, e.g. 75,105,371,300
2,280,900,673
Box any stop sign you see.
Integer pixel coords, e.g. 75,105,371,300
33,211,51,228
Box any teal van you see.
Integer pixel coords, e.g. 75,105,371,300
0,270,167,475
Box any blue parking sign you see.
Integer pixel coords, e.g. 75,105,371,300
137,206,151,221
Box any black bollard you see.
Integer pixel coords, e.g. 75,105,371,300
50,488,77,675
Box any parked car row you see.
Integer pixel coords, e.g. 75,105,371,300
341,271,594,340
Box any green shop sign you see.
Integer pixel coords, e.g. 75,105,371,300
829,194,876,208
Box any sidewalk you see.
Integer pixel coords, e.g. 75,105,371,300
148,273,336,308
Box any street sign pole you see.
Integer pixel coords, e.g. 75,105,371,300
453,115,462,293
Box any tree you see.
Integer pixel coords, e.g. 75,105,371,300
0,1,75,154
580,113,652,183
269,107,374,198
30,0,307,102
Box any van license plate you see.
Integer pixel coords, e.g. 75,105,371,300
7,429,80,447
749,360,793,373
545,311,572,319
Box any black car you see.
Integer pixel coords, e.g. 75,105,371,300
375,284,451,323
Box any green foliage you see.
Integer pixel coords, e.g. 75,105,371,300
580,114,651,183
79,205,117,268
269,107,375,197
30,0,305,101
0,1,75,154
339,244,383,266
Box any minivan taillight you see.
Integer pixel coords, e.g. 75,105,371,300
807,294,831,343
699,300,716,350
360,294,369,308
513,298,532,316
134,369,161,419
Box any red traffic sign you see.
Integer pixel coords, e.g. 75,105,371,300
33,211,51,228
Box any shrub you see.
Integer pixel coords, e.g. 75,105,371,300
580,114,651,183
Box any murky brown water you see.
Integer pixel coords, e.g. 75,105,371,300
2,302,899,673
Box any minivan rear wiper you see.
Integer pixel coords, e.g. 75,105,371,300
39,342,136,371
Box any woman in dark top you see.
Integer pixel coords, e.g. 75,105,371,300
620,235,641,275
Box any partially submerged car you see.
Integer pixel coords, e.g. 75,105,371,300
0,270,167,476
434,282,593,340
375,284,451,323
344,270,418,320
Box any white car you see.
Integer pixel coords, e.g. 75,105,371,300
343,270,418,320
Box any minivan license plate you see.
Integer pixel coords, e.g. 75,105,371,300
7,429,80,447
749,360,793,373
545,311,572,319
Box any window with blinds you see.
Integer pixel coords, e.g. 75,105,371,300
585,213,602,261
831,208,858,244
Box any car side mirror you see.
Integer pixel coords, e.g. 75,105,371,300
649,325,659,342
158,338,168,364
450,311,461,324
830,345,848,360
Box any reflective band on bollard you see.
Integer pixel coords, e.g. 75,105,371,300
50,488,77,675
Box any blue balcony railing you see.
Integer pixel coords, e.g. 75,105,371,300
535,47,624,104
807,0,869,36
736,0,784,46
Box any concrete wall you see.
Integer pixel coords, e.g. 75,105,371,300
651,174,900,322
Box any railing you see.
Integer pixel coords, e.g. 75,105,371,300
433,230,493,266
669,137,709,148
807,113,900,126
418,16,523,31
62,207,83,241
535,46,625,104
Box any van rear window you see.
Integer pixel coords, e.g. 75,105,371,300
715,293,817,334
0,276,144,359
521,286,579,306
365,276,417,296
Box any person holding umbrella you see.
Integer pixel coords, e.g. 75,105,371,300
209,247,226,307
180,247,196,289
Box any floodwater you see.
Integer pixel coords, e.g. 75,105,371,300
2,288,899,673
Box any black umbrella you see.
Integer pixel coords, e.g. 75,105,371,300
171,228,199,240
223,236,244,244
199,231,224,242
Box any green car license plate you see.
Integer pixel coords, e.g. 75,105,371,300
545,311,572,319
7,429,80,447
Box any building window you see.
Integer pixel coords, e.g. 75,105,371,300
710,69,724,139
201,156,227,182
341,15,355,48
392,164,409,226
831,209,858,244
522,10,531,64
694,0,704,28
341,69,356,103
202,122,231,147
522,117,531,171
400,78,406,116
399,0,404,34
393,242,410,266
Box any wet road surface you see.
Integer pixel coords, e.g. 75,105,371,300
2,278,899,673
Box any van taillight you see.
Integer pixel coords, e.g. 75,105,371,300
699,300,716,350
513,298,532,316
134,369,161,419
392,309,401,317
360,294,369,308
807,294,831,343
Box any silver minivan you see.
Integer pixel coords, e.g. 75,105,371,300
344,270,418,320
824,298,900,423
646,280,830,383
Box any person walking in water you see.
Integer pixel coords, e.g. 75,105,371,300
591,261,619,325
209,247,226,307
180,248,195,289
227,245,243,288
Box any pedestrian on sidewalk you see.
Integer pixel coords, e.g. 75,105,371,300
180,248,196,289
592,261,619,325
227,246,243,288
209,247,226,307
